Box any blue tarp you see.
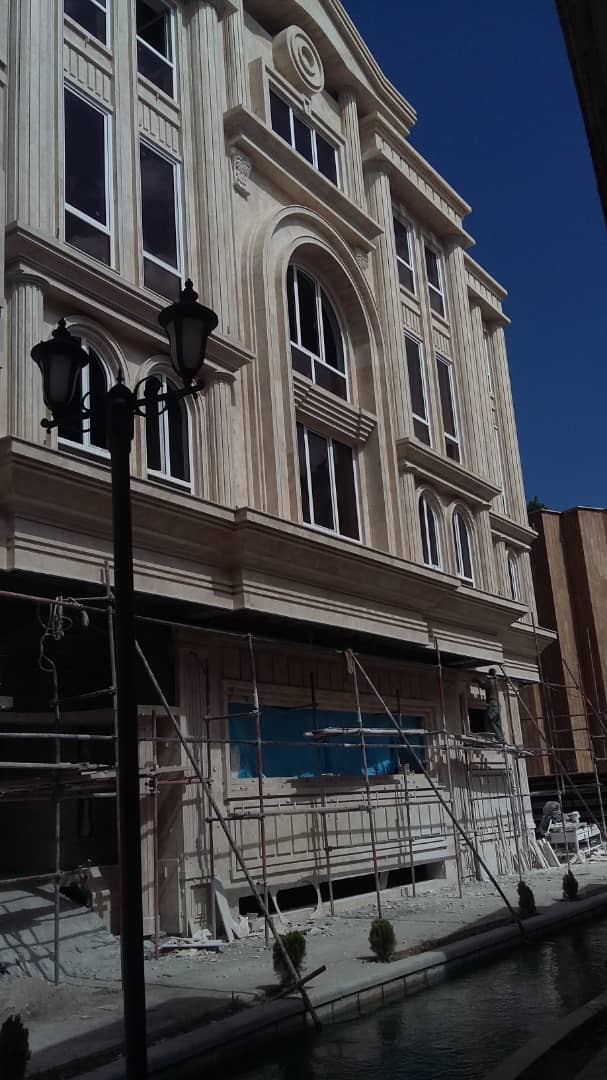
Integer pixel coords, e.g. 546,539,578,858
228,703,426,779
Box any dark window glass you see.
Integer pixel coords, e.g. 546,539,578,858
297,423,310,524
398,261,414,292
446,441,460,462
270,90,291,144
167,390,189,482
413,418,430,445
140,142,178,268
321,299,344,373
293,115,313,164
316,133,338,184
286,266,297,341
394,218,410,264
307,431,333,530
144,377,162,472
137,41,173,95
65,89,107,225
296,271,319,355
454,512,473,580
419,497,440,568
64,0,107,42
88,351,108,449
419,499,429,565
65,211,111,264
405,336,426,420
291,346,312,380
428,506,440,566
429,288,445,317
58,367,84,444
437,358,457,438
508,556,519,600
333,441,359,540
425,246,441,290
137,1,171,56
143,258,180,299
315,364,347,398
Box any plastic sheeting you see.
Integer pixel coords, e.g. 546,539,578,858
228,703,426,779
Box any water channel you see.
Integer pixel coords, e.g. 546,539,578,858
234,916,607,1080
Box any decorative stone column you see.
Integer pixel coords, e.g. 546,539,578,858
339,88,365,208
205,370,235,506
189,1,238,337
223,0,249,111
6,272,46,442
491,326,528,524
468,302,499,490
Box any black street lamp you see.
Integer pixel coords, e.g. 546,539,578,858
31,281,218,1080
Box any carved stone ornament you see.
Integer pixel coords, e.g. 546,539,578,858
272,25,325,97
230,149,251,197
353,249,369,272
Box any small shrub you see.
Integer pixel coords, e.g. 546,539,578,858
0,1015,31,1080
517,880,537,919
272,930,306,988
563,869,579,901
369,917,396,962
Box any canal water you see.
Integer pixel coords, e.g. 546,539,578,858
235,916,607,1080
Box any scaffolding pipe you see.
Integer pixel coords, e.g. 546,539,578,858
434,640,463,896
396,688,416,897
135,638,322,1031
311,673,334,916
248,635,270,947
348,653,382,918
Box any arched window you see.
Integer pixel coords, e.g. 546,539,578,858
286,265,347,400
452,509,474,583
419,494,442,569
144,374,191,485
58,338,109,454
507,552,520,601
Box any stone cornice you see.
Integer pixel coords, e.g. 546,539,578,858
396,438,501,507
489,512,537,549
464,254,510,326
292,372,376,446
4,224,253,378
224,106,382,250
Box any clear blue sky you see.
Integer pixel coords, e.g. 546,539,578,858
343,0,607,511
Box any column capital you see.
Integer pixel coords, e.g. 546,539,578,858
183,0,237,20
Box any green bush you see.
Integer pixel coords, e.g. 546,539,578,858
563,869,579,901
517,880,537,919
0,1015,31,1080
369,917,396,962
272,930,306,988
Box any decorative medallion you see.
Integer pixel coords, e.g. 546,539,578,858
272,26,324,97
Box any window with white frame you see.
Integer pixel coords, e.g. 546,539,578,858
296,423,359,540
507,552,520,601
436,355,460,462
64,0,108,43
144,375,191,485
136,0,174,97
494,426,507,512
405,334,430,445
393,216,415,293
424,244,446,318
139,141,182,299
269,89,338,185
419,494,442,569
64,87,112,266
453,509,474,583
287,267,347,400
483,327,494,396
58,339,109,454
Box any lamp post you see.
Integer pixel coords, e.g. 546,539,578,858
31,281,218,1080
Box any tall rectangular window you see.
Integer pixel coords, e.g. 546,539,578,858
483,328,494,396
64,0,108,43
494,426,507,512
269,89,339,185
405,334,430,445
297,423,359,540
424,244,446,318
393,217,415,293
139,141,181,298
64,87,111,265
436,355,460,462
136,0,174,97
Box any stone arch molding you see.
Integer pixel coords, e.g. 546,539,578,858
272,26,325,96
63,316,127,384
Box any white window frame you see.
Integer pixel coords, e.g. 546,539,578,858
494,426,507,513
289,266,349,400
419,493,442,570
452,508,474,584
393,214,416,295
64,0,109,46
269,87,340,187
436,354,461,461
483,328,494,397
139,138,183,291
146,373,192,489
299,425,360,541
57,336,111,460
507,551,520,601
64,83,114,266
405,332,431,445
424,243,447,319
136,0,175,99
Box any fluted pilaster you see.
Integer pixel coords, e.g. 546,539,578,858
7,275,46,442
339,88,365,208
224,0,249,111
491,325,528,523
205,371,234,506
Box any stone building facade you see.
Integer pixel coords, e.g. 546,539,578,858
0,0,549,932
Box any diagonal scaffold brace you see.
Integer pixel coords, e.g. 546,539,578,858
134,639,323,1031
